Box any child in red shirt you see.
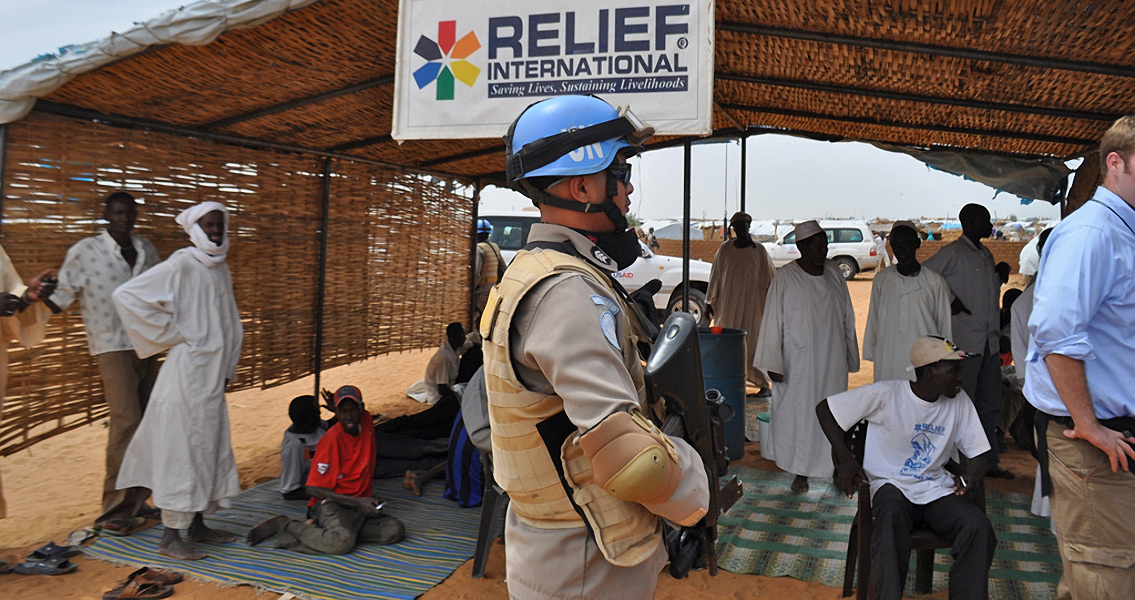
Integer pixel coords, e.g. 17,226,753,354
246,385,404,554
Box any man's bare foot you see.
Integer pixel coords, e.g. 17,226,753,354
791,475,809,493
246,515,288,546
402,470,422,496
186,526,237,544
159,529,208,560
186,513,237,544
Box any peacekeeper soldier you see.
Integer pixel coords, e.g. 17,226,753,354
480,94,710,600
473,218,504,318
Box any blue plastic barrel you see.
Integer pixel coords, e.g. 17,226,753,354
698,327,747,460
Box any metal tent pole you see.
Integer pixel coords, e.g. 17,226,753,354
739,134,748,214
313,158,332,397
0,125,7,238
682,140,691,311
469,179,481,330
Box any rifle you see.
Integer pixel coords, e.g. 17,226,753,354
644,311,744,577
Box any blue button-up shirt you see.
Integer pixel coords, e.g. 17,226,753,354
1025,187,1135,418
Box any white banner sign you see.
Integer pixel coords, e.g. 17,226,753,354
392,0,714,140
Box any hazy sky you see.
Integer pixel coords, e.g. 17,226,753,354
2,1,1066,223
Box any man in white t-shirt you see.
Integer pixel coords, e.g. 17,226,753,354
817,336,996,600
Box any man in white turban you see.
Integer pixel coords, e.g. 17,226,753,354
113,201,243,560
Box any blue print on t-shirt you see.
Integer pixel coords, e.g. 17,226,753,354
901,432,936,479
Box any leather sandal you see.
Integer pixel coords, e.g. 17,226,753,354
102,580,173,600
96,517,146,537
126,566,184,585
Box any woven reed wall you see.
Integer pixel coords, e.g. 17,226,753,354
0,113,471,456
657,238,1029,274
918,240,1029,274
655,239,723,264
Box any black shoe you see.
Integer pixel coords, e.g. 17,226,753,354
985,467,1015,480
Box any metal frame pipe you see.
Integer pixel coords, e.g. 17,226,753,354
469,179,481,330
739,134,747,214
682,140,691,312
33,100,471,184
0,124,7,239
313,157,332,397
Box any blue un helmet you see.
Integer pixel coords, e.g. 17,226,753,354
504,95,653,232
477,218,492,235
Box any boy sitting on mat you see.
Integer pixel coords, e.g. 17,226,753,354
247,385,404,554
279,395,328,501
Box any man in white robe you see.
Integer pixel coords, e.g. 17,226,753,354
754,221,859,492
0,246,55,520
113,201,243,560
706,211,776,390
863,222,952,382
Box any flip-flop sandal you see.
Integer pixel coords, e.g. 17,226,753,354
126,566,184,585
14,555,78,576
97,517,146,537
103,580,173,600
65,528,98,547
26,541,81,562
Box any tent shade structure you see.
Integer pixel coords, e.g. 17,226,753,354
1,0,1133,453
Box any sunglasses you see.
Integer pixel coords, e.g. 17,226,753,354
607,162,632,184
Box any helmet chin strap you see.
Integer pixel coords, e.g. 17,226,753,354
602,169,629,232
519,170,629,232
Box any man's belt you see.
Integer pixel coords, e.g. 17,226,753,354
1035,411,1135,496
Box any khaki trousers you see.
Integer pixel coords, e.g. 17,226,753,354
96,351,159,524
1047,421,1135,599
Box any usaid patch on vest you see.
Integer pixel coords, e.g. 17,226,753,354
316,462,329,475
591,295,621,350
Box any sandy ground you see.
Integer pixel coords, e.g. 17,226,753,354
0,274,1039,599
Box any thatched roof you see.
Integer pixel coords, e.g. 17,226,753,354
3,0,1134,186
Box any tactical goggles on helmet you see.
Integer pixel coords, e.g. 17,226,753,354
504,101,654,186
607,162,632,185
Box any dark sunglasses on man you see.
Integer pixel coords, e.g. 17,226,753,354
607,162,632,184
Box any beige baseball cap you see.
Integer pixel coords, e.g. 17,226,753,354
910,336,978,368
793,220,823,241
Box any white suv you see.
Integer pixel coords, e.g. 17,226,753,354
762,221,879,280
481,211,714,324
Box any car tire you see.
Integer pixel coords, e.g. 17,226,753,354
666,288,709,327
835,257,858,280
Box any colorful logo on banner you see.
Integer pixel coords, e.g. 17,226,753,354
412,21,481,101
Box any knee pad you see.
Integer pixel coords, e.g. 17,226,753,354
577,410,681,505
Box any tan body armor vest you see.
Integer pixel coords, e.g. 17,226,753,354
475,241,503,288
479,247,661,567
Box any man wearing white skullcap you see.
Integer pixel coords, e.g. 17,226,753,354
754,220,859,493
113,201,244,560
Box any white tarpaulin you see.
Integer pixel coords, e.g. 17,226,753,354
392,0,714,140
0,0,320,126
